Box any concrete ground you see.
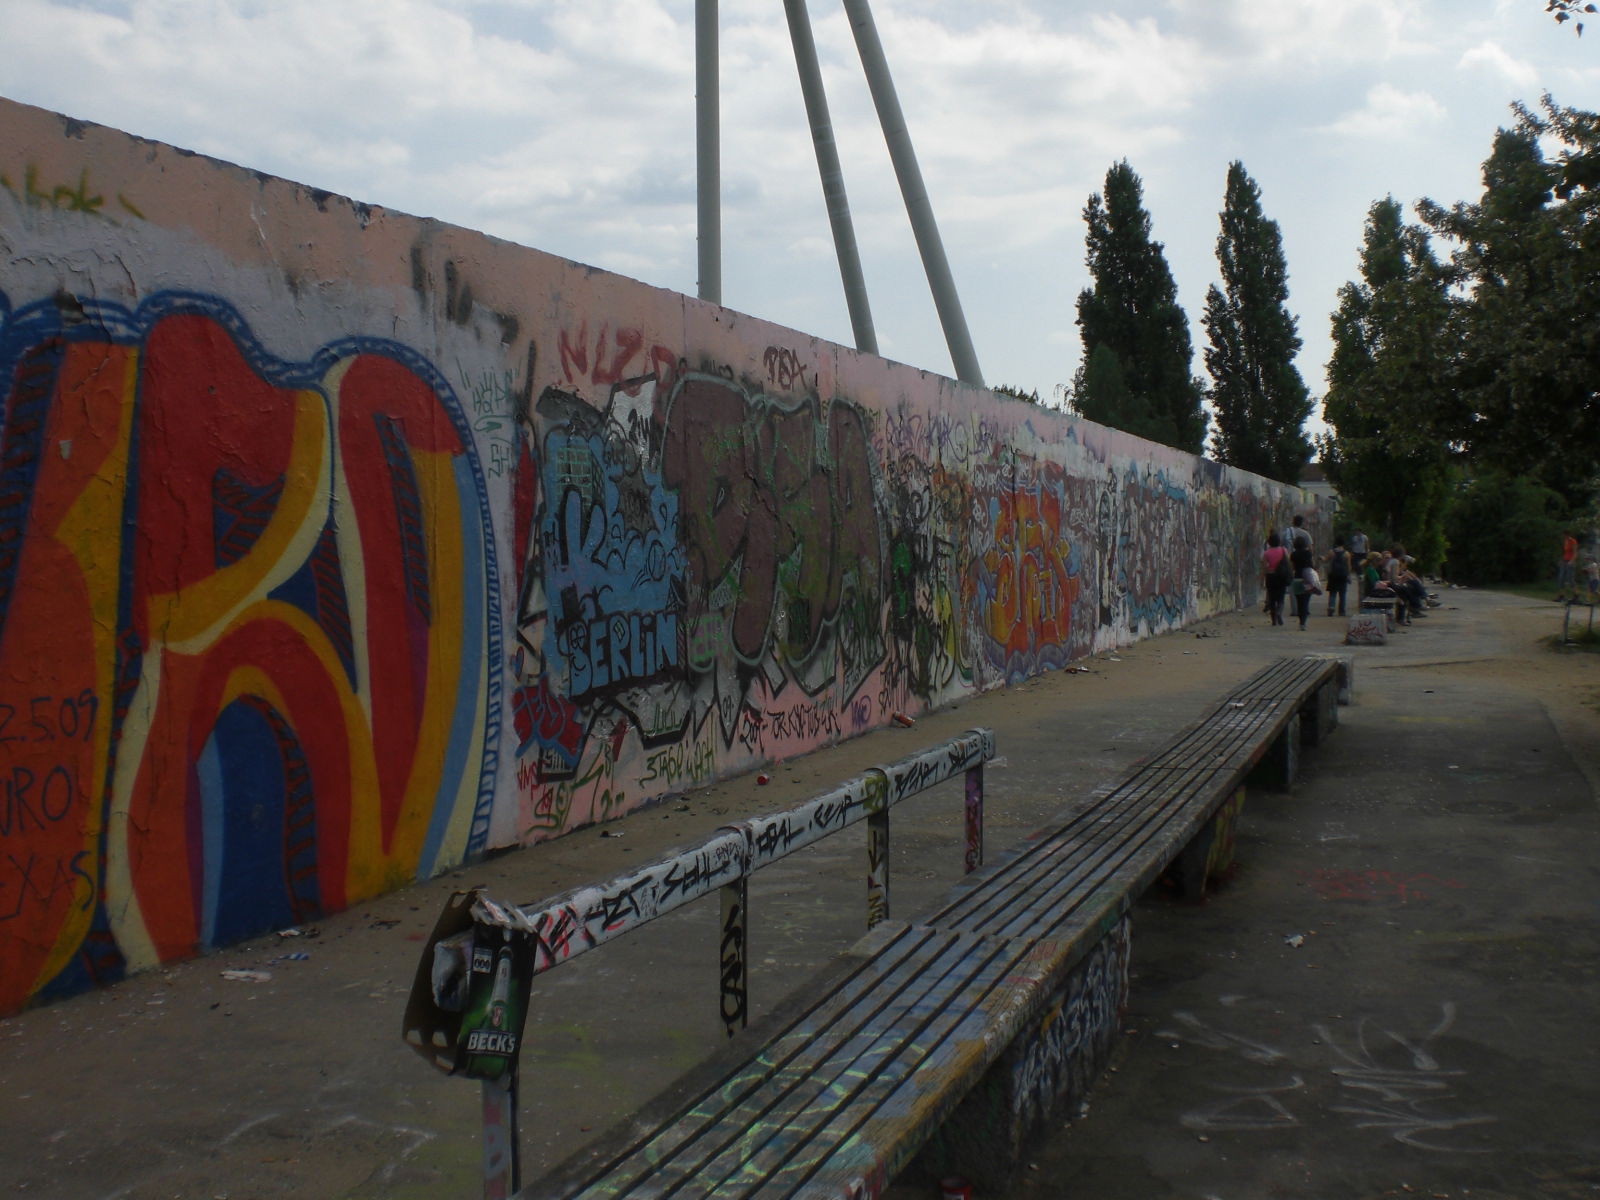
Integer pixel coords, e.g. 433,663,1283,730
2,589,1596,1200
996,596,1600,1200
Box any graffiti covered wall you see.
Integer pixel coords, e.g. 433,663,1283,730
0,100,1321,1012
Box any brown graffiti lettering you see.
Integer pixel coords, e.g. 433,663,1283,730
763,346,810,392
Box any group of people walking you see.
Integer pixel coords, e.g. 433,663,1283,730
1260,516,1322,630
1261,520,1431,629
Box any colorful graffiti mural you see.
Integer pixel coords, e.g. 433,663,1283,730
0,292,498,1012
507,366,890,834
2,98,1327,1012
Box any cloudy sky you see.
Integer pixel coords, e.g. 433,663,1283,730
3,0,1596,433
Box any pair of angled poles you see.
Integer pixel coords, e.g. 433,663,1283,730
694,0,985,388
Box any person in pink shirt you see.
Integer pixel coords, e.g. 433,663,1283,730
1261,530,1291,626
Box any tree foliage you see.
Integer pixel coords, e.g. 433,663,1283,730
993,383,1045,406
1418,95,1600,505
1548,0,1597,36
1203,161,1314,483
1072,161,1207,453
1315,197,1457,568
1442,470,1569,584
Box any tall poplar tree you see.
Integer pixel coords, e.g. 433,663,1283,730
1316,197,1457,566
1072,161,1207,453
1203,162,1313,482
1419,96,1600,505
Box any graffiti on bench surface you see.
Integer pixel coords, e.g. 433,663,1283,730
523,832,747,973
719,890,747,1034
740,772,887,871
883,730,990,806
1009,915,1132,1133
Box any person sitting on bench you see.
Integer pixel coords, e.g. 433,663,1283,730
1366,551,1410,625
1396,557,1429,618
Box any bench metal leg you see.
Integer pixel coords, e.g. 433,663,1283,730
481,1070,520,1199
965,761,984,873
867,809,890,929
720,878,748,1036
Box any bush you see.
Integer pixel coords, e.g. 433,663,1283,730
1442,472,1568,585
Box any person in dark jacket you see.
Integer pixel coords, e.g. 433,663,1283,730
1290,539,1317,630
1324,541,1351,616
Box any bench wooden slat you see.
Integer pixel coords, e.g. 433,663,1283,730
1134,706,1284,773
1112,659,1333,779
932,777,1238,969
1139,660,1337,777
929,764,1220,940
744,932,1076,1200
1206,657,1336,712
697,934,1026,1198
548,928,1026,1199
539,923,947,1197
963,776,1219,946
660,932,1005,1195
1140,706,1292,776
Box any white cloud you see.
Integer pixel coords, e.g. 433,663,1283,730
1319,83,1448,141
1162,0,1427,70
0,0,1588,405
1458,40,1540,89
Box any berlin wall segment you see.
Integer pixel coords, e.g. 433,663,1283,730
0,98,1327,1014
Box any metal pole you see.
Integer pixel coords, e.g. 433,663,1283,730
783,0,877,355
866,809,890,928
719,878,748,1036
696,0,721,305
964,761,984,873
841,0,984,387
480,1071,519,1199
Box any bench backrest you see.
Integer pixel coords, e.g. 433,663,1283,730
402,727,996,1078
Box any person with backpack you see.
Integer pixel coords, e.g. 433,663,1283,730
1324,540,1351,617
1290,537,1320,630
1261,529,1291,626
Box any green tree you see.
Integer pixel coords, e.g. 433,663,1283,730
1442,470,1568,583
1419,96,1600,506
1316,197,1458,568
993,383,1045,406
1068,344,1157,435
1072,161,1207,452
1203,161,1314,482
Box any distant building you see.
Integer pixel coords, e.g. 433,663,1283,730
1299,461,1339,511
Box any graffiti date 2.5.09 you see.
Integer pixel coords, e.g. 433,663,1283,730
0,692,99,746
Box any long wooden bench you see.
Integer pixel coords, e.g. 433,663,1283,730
906,654,1351,1185
435,655,1350,1199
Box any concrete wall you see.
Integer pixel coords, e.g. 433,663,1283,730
0,99,1323,1013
